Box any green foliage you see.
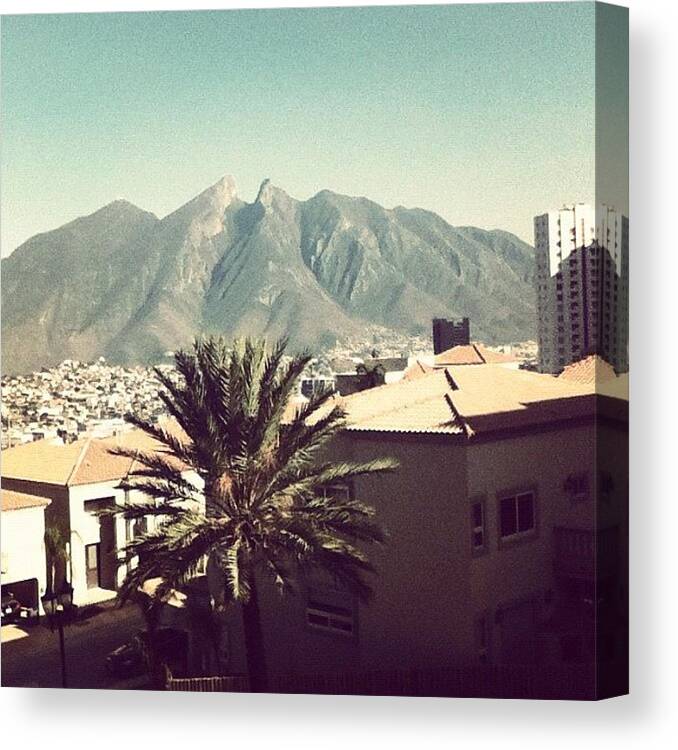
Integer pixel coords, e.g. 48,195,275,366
112,336,398,607
44,526,69,562
44,525,69,594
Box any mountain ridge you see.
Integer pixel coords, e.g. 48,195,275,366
1,175,536,374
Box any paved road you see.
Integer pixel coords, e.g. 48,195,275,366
1,601,148,690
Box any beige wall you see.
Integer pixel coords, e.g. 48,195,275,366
1,505,48,612
218,431,474,676
467,425,596,661
218,417,627,678
2,471,206,607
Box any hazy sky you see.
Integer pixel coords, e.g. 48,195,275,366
1,3,626,256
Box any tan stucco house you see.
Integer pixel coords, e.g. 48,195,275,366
216,357,628,698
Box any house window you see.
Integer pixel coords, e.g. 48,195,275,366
306,600,355,636
470,498,486,553
499,491,536,541
195,555,208,576
83,496,115,514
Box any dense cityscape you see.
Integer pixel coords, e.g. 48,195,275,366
1,331,538,449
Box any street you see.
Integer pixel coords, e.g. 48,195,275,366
1,601,147,690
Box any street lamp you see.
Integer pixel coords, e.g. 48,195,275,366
41,583,74,688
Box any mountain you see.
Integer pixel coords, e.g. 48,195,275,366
1,176,536,374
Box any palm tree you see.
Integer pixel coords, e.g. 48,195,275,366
44,526,69,594
111,336,397,692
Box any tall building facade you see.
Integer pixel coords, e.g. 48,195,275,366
534,204,628,374
432,317,470,354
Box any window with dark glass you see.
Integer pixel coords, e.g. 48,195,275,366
499,492,536,540
306,600,354,635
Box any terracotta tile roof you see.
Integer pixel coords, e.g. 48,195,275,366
322,370,462,435
476,346,519,364
559,355,617,384
434,344,517,367
445,365,594,434
1,439,88,485
1,426,187,487
69,439,138,486
1,488,51,512
282,395,309,423
323,360,628,437
402,360,435,381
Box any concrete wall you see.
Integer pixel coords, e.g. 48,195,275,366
68,480,128,603
216,418,627,679
0,478,70,595
67,471,204,605
467,425,596,662
1,505,48,613
218,431,474,677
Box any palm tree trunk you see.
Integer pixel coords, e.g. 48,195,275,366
242,577,268,693
144,601,166,690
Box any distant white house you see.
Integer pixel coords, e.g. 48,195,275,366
1,489,50,617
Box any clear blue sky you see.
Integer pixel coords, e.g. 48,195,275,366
1,3,626,255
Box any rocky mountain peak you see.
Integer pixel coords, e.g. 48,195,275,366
1,175,536,374
254,178,296,212
198,174,238,211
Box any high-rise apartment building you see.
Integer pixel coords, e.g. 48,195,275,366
534,204,628,374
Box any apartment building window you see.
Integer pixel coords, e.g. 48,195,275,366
498,491,536,542
306,599,355,636
470,497,487,554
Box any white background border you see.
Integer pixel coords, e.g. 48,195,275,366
1,0,676,747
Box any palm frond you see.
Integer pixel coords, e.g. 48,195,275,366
110,335,395,611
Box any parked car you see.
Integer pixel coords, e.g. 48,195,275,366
105,628,188,679
1,591,21,623
105,633,146,678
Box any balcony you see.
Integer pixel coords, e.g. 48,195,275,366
553,526,619,580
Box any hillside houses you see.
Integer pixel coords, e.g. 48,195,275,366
1,359,177,449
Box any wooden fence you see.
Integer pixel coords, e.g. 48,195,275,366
165,663,596,700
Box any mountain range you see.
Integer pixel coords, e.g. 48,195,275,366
1,176,536,374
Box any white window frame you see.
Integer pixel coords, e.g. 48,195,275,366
498,490,537,542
